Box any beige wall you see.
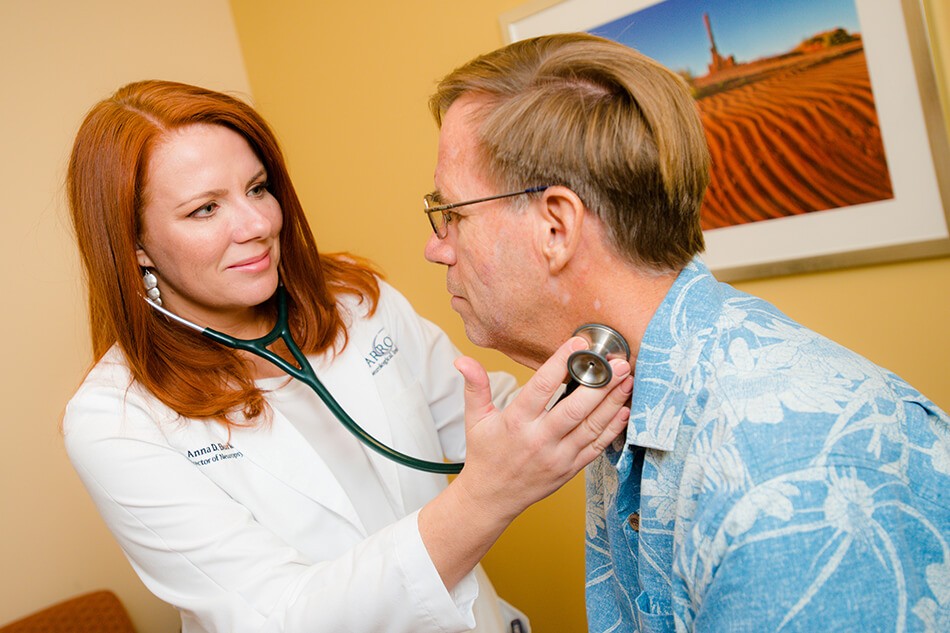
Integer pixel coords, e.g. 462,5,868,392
0,1,248,629
1,1,947,632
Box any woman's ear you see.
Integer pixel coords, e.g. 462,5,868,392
536,186,586,274
136,245,154,269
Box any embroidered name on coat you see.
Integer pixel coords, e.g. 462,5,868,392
186,442,244,466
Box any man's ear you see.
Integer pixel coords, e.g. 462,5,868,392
536,186,586,274
136,244,154,269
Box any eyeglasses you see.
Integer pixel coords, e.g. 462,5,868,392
423,185,550,238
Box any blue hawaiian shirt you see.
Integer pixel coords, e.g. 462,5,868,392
585,259,950,632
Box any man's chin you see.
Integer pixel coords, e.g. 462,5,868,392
458,320,490,349
454,311,496,351
458,319,548,371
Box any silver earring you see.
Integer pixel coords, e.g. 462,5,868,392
143,268,162,306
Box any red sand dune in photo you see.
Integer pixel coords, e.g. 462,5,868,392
694,41,894,230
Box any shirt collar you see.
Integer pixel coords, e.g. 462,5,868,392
624,257,722,452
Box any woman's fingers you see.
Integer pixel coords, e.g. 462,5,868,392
454,340,634,523
544,357,632,439
567,376,633,470
453,356,495,429
502,337,590,420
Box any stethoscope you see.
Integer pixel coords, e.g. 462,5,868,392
145,285,630,474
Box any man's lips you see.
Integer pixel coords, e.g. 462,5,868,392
449,295,468,311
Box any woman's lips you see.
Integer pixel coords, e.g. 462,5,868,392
228,251,270,272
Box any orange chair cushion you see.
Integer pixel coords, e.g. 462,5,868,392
0,590,136,633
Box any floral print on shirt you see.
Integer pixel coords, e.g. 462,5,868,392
586,259,950,633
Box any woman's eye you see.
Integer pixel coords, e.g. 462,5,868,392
249,182,269,197
189,202,217,218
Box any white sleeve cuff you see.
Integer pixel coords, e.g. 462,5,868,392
394,509,478,631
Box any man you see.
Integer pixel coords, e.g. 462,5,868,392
423,33,950,632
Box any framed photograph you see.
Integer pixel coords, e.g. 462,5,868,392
500,0,950,280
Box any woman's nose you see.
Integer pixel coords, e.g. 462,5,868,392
233,201,274,242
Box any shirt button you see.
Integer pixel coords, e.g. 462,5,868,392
627,512,640,532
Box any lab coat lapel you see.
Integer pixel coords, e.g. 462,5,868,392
157,406,366,532
229,411,367,531
319,342,405,516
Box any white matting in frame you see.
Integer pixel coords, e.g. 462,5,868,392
500,0,950,281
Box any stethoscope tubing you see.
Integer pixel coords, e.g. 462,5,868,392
146,286,464,474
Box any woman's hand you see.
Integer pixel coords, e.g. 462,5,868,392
454,335,632,522
419,336,632,589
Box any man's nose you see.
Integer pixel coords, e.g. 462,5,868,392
424,231,456,266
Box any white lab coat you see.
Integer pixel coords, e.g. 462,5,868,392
64,281,527,633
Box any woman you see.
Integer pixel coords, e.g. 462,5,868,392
63,80,632,632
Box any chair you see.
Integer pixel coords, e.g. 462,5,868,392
0,590,136,633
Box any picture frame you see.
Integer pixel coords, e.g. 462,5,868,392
500,0,950,281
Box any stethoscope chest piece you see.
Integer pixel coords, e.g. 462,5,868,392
568,323,631,388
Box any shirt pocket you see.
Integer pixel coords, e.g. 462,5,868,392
635,590,674,633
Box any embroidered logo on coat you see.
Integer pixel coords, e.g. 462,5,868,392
364,328,399,375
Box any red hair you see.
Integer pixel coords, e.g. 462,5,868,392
67,80,380,425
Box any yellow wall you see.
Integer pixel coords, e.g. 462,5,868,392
1,1,947,632
229,1,950,631
0,1,247,629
